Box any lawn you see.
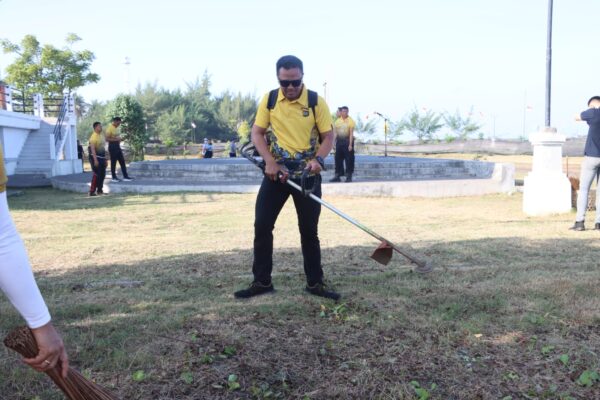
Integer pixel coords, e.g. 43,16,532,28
1,189,599,399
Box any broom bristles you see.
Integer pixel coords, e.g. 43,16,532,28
4,326,119,400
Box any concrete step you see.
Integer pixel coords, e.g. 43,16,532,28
7,174,51,188
17,160,53,167
127,157,490,182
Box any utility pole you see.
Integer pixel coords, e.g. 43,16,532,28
545,0,553,127
124,56,131,94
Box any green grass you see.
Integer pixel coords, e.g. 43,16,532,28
1,188,599,399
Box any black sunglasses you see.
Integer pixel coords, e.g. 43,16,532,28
279,79,303,88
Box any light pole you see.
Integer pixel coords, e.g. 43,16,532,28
191,122,197,143
123,56,131,94
545,0,553,127
374,112,390,157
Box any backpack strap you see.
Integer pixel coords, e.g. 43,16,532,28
307,89,320,137
267,89,279,110
307,89,318,116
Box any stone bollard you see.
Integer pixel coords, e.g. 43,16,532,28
523,127,571,216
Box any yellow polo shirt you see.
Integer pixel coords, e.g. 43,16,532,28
89,131,106,155
255,86,332,158
105,123,120,141
0,143,7,193
334,116,356,139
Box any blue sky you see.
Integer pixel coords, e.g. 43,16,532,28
1,0,598,139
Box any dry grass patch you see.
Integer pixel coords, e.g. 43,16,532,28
0,189,599,399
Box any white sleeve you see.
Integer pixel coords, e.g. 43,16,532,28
0,192,51,329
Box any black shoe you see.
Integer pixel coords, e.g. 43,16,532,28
88,192,97,197
122,177,134,182
345,175,353,182
570,221,585,231
594,223,600,231
305,282,340,301
234,282,274,298
329,176,341,182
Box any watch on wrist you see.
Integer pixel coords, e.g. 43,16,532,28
315,156,326,170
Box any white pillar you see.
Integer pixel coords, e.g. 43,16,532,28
4,86,13,112
523,127,571,215
33,94,44,117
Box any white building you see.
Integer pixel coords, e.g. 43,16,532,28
0,85,82,178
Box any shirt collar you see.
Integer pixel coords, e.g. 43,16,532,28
277,85,308,107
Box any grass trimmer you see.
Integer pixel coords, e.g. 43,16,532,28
241,143,433,273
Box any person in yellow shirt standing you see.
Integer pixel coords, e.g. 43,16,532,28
331,106,356,182
105,117,133,182
234,55,340,300
88,122,107,196
0,144,70,377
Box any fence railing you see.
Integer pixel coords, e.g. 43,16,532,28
1,84,76,160
53,97,69,151
0,85,35,114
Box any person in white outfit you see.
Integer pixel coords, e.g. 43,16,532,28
0,143,69,377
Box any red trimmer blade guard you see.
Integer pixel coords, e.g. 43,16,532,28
371,241,393,265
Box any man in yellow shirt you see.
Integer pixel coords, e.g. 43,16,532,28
88,122,107,196
331,106,356,182
105,117,133,182
234,55,340,300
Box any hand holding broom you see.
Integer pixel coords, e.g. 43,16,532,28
23,322,69,378
4,326,119,400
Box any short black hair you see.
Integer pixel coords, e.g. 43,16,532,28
276,55,303,75
93,121,101,129
112,116,122,122
588,96,600,106
340,106,349,111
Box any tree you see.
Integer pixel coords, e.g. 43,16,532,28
214,90,258,138
1,33,99,99
353,113,378,140
132,75,258,143
397,108,443,143
76,99,107,141
236,120,251,145
105,95,147,161
442,108,481,140
155,105,190,144
134,81,182,142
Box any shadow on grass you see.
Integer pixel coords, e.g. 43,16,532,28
1,237,600,399
7,188,223,212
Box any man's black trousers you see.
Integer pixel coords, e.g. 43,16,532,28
335,138,353,177
108,142,129,179
88,156,106,193
253,175,323,286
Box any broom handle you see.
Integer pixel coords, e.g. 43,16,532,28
285,179,427,268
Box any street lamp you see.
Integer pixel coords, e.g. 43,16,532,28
374,112,390,157
191,121,197,143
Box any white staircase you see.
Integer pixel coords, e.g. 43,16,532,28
14,118,55,176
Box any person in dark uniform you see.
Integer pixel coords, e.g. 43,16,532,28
330,106,356,182
233,55,340,300
105,117,133,182
77,140,85,171
88,122,107,196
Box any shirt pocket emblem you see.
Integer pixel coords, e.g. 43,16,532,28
302,108,309,117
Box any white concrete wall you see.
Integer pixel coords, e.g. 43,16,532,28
0,110,41,174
